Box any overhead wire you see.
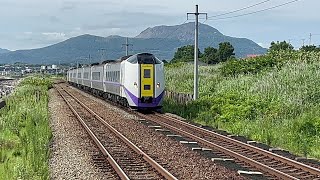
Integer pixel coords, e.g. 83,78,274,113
207,0,300,21
207,0,272,19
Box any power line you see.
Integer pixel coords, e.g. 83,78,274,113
207,0,271,19
208,0,300,21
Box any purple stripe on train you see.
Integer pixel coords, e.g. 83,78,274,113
124,88,164,108
103,81,122,86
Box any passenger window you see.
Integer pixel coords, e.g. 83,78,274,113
144,69,151,78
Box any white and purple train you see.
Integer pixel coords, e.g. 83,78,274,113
67,53,165,110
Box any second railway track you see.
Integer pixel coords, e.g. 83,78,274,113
55,85,177,180
136,113,320,180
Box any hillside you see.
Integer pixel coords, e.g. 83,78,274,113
0,48,10,54
164,51,320,159
0,23,266,64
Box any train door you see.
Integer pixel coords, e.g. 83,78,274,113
140,64,154,98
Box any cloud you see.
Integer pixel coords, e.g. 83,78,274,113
60,1,78,12
1,0,320,50
257,43,269,48
41,32,67,41
48,16,61,23
24,32,33,35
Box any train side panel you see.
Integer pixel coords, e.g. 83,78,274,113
104,63,121,96
122,61,139,107
91,65,104,92
82,67,91,87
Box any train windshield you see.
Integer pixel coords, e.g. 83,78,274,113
127,53,162,64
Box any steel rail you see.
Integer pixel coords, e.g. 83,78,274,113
138,113,303,180
55,86,129,180
61,86,178,180
157,113,320,178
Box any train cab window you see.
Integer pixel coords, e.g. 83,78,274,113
144,69,151,78
144,85,151,90
127,55,138,64
137,53,162,64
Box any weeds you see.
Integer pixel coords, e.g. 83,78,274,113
0,76,52,179
164,51,320,159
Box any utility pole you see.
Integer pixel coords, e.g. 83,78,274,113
301,39,305,46
88,54,92,64
309,33,312,45
99,48,107,61
187,5,207,100
122,37,133,56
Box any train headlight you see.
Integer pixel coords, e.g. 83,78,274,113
134,82,138,88
156,82,160,88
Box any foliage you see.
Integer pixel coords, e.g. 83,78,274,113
219,51,319,76
202,47,218,64
164,51,320,159
300,45,320,52
0,77,53,179
171,45,202,63
217,42,235,62
220,54,279,76
269,41,294,52
172,42,235,64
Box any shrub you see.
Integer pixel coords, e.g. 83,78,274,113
164,51,320,159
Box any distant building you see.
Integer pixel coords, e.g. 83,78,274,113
246,54,261,58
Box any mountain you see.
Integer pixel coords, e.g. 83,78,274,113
136,22,223,41
0,48,10,54
0,23,266,64
137,23,266,58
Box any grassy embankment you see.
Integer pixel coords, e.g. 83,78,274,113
0,76,53,179
164,51,320,159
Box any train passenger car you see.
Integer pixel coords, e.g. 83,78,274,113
67,53,165,110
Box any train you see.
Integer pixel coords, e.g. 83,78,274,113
67,53,165,110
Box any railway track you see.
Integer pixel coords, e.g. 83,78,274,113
135,113,320,180
55,85,177,180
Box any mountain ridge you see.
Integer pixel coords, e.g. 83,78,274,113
0,48,10,54
0,23,267,64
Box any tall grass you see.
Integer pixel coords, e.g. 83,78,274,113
164,51,320,159
0,77,52,179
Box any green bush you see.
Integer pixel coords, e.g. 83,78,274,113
164,51,320,159
220,51,320,77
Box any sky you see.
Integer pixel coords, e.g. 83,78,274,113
0,0,319,50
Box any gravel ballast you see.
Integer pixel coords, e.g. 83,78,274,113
48,88,119,179
65,84,247,180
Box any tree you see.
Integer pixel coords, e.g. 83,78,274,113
217,42,235,62
300,45,320,52
202,47,218,64
171,45,202,63
269,41,294,52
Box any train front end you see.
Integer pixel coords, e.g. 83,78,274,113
122,53,165,110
